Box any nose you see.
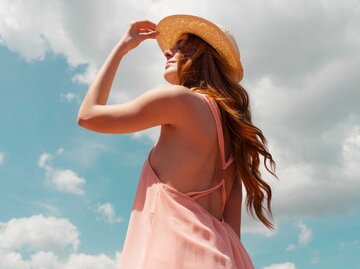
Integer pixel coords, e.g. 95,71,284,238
164,48,173,59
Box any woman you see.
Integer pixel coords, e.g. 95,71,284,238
78,14,277,269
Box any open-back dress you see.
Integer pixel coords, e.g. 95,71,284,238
118,93,255,269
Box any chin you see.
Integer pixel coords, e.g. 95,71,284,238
165,80,180,85
164,73,180,85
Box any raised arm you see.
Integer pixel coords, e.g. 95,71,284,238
77,20,159,125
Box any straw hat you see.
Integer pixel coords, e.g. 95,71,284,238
156,14,244,82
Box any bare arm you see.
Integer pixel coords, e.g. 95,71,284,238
77,20,159,121
77,43,127,120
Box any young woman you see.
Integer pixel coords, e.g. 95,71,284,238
78,14,277,269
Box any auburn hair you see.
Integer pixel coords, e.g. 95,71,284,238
176,33,278,229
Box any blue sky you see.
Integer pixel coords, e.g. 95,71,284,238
1,1,359,268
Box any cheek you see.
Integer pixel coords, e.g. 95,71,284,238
175,51,184,61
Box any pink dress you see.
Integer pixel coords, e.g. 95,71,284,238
118,94,255,269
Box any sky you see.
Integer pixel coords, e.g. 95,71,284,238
0,0,359,268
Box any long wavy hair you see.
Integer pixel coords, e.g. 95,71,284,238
176,33,278,229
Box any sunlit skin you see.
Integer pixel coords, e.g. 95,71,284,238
163,33,189,85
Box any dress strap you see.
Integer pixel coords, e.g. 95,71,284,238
184,94,234,213
186,179,227,213
200,94,234,170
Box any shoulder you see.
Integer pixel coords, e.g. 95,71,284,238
147,84,206,124
145,84,199,101
144,84,204,114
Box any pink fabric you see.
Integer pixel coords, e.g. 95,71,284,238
118,94,255,269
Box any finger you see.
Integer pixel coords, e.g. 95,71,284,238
138,28,155,33
134,20,157,30
138,29,160,37
140,30,159,39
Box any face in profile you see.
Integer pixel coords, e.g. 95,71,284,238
163,33,189,85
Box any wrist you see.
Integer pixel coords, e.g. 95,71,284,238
115,40,130,56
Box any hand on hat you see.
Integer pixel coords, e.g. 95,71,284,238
119,20,159,53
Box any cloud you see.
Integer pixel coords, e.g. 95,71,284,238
0,250,29,269
0,214,121,269
10,195,62,217
60,92,80,103
56,148,64,156
339,239,360,249
241,211,278,238
64,252,120,269
37,150,86,195
342,125,360,177
0,151,5,165
263,262,297,269
50,169,86,195
0,214,80,253
95,203,123,224
37,153,53,169
285,221,312,251
0,250,121,269
64,138,113,169
266,122,360,221
297,221,312,246
0,214,122,269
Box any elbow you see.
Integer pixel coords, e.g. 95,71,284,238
77,106,97,126
77,116,99,132
77,110,92,126
77,116,89,127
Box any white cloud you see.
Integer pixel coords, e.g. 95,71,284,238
265,121,360,220
285,244,296,252
0,250,121,269
0,151,5,165
0,250,29,269
37,153,53,169
339,239,360,249
60,92,80,103
64,138,114,169
37,151,86,195
95,203,123,224
263,262,297,269
241,212,278,237
342,125,360,177
10,195,62,217
56,148,65,155
0,214,80,253
297,221,312,246
286,221,312,251
50,169,86,195
0,214,122,269
228,126,360,238
64,252,119,269
29,251,60,269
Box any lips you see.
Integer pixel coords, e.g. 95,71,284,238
166,61,176,65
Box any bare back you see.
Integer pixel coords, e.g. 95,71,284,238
149,91,241,235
